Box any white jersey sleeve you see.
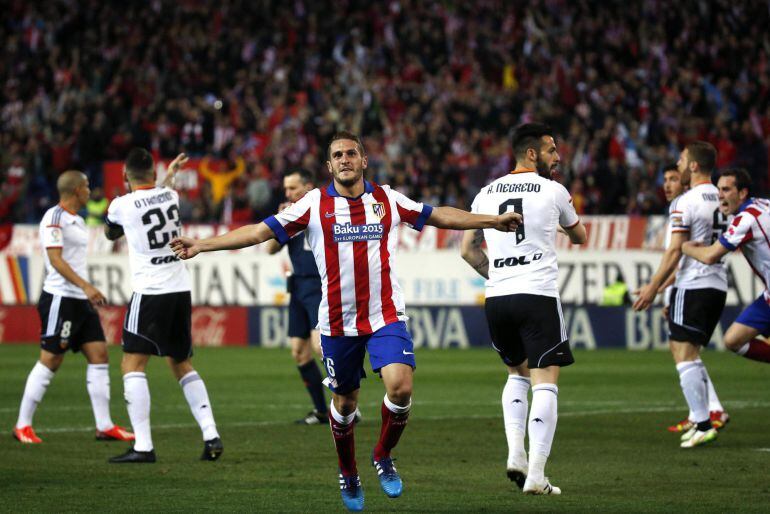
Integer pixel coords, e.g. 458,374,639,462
106,196,125,227
555,184,579,228
41,218,64,248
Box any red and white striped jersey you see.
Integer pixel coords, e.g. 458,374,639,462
264,181,433,337
719,198,770,300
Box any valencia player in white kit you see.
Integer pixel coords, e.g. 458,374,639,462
13,171,133,444
105,149,222,463
634,142,729,448
462,123,586,495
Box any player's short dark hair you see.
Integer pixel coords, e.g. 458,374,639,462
719,168,752,195
284,168,315,185
125,148,155,181
327,131,366,160
511,123,554,160
685,141,717,173
662,163,679,174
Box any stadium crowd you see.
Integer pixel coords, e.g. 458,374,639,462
1,0,769,224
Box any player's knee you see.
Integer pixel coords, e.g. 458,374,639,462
723,334,744,352
386,385,412,406
39,355,63,373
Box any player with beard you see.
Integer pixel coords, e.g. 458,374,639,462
682,168,770,364
461,123,586,495
170,131,522,511
658,164,730,435
634,142,729,448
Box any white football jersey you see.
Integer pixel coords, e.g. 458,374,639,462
669,182,728,291
39,205,88,299
471,170,579,298
106,186,190,294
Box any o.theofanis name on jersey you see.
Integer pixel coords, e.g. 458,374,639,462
134,191,174,208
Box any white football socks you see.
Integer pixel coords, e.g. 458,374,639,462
86,364,114,432
676,361,708,424
124,372,153,452
16,361,55,428
695,358,723,412
180,371,219,441
502,375,530,468
528,383,558,483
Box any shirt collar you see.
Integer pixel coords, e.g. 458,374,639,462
325,180,374,199
738,198,753,212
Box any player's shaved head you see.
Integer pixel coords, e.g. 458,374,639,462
125,147,155,182
57,170,87,196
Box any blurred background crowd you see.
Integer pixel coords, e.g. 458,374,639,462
1,0,769,224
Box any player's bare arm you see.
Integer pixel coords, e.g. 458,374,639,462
460,229,489,279
159,153,188,189
632,232,686,311
682,240,730,265
427,206,522,232
562,221,587,244
170,222,277,259
46,247,106,306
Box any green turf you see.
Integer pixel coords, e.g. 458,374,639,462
0,345,768,512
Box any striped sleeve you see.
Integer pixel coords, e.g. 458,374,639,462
264,190,315,245
389,188,433,231
720,213,753,251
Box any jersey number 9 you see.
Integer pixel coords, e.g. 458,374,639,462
499,199,525,244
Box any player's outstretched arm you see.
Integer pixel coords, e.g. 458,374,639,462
170,222,276,259
427,206,522,232
460,229,489,279
632,232,685,311
682,240,730,265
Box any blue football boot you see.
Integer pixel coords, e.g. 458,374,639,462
339,472,364,511
372,454,403,498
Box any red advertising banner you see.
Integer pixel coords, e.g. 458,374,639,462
0,305,248,346
103,157,235,200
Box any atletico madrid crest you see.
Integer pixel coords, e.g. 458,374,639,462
372,202,386,220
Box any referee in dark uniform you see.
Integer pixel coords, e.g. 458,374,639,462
266,169,328,424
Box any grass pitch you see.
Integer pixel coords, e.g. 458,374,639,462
1,345,769,513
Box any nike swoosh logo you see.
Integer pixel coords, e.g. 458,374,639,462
403,350,414,355
324,212,336,218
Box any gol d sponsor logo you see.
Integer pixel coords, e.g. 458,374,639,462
332,223,384,242
493,253,543,268
151,255,180,264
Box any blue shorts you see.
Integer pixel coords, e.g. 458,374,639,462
735,294,770,335
320,321,416,394
288,276,321,339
